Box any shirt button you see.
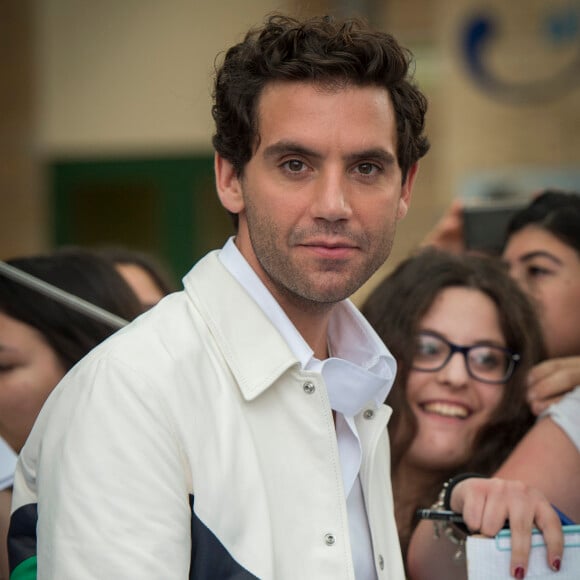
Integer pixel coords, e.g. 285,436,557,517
303,382,315,394
324,533,336,546
363,409,374,419
378,554,384,570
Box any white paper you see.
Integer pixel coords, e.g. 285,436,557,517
467,526,580,579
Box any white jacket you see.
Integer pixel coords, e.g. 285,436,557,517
11,251,404,579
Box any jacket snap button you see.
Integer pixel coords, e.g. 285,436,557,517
303,382,315,394
324,533,336,546
378,554,384,569
363,409,374,419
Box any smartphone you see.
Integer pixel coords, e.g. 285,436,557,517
462,204,523,255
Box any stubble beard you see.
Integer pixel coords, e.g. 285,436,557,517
245,204,396,314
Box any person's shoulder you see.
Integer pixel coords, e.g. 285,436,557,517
34,304,192,434
37,288,197,400
97,289,203,366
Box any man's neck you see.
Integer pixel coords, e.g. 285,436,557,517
282,301,333,360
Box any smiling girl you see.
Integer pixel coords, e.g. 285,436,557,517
361,248,546,570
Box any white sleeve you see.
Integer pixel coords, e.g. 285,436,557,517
543,386,580,453
35,356,191,580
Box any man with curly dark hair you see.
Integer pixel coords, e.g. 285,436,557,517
10,14,428,579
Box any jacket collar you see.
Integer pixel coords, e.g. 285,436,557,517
183,251,300,402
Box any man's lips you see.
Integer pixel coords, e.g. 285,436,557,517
301,237,359,248
298,239,359,258
301,246,357,260
419,400,473,420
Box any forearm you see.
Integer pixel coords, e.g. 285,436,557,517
406,519,467,580
407,475,564,579
495,416,580,522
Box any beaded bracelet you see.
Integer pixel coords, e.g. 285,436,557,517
430,473,485,562
443,472,485,511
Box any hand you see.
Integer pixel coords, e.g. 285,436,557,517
421,199,466,254
527,357,580,415
450,477,563,578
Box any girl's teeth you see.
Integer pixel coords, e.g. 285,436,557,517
422,402,468,418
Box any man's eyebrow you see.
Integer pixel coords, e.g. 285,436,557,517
344,148,396,165
263,141,321,161
262,142,396,165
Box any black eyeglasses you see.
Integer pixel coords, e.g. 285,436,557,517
411,331,520,384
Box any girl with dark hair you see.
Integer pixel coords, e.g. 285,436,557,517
361,248,546,576
504,190,580,360
405,190,580,577
0,249,144,390
495,190,580,536
0,247,143,579
422,189,580,407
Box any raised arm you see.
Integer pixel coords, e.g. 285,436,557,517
495,415,580,522
420,199,466,254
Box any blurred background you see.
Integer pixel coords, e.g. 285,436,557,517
2,0,580,297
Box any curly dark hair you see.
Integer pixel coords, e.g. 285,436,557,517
506,189,580,254
212,13,429,183
361,248,546,552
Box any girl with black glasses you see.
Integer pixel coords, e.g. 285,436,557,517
362,247,551,578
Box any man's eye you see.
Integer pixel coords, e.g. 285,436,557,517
356,163,380,176
283,159,306,172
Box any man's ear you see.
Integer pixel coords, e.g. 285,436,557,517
215,153,244,214
397,162,419,220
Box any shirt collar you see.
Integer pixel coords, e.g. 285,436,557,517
322,303,396,415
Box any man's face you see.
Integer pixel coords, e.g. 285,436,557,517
216,81,416,313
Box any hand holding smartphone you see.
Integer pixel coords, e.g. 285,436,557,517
462,204,522,256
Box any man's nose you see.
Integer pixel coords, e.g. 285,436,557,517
310,169,353,222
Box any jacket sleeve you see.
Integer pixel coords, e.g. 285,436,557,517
34,355,192,579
